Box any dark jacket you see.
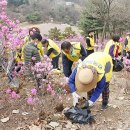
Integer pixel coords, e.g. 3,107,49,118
23,43,41,65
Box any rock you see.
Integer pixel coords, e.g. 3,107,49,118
118,97,124,100
65,121,72,129
29,124,41,130
22,112,29,116
113,105,117,108
45,124,53,129
49,122,60,128
71,125,79,130
55,125,63,130
12,109,20,114
1,117,10,123
52,114,63,121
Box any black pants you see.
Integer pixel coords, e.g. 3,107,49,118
62,53,73,77
86,49,94,56
87,82,110,105
52,54,60,69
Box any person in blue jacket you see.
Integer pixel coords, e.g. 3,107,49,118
68,52,113,109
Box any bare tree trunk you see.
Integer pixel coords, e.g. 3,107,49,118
101,22,107,43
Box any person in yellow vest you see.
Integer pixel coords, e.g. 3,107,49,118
21,27,44,61
86,30,95,56
104,35,122,59
68,52,113,109
104,35,122,70
124,33,130,59
42,39,61,69
61,41,87,77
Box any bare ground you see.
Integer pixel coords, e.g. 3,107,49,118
0,70,130,130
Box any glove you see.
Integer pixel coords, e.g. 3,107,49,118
72,92,80,106
78,59,82,64
126,53,129,57
88,100,94,107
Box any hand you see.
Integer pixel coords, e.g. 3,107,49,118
72,92,80,106
126,53,129,57
88,100,94,107
78,59,82,64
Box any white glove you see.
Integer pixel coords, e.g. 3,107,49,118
126,53,129,57
88,100,94,107
72,92,80,106
78,59,82,64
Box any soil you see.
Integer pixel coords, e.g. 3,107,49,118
0,71,130,130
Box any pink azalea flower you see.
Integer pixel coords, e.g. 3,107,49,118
11,91,17,99
6,88,12,94
31,88,37,96
27,96,34,105
47,84,53,93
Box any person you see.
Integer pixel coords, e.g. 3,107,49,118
24,33,42,66
104,35,122,60
21,27,44,61
68,52,113,109
86,30,95,56
61,41,87,77
104,35,122,70
124,33,130,59
42,39,61,69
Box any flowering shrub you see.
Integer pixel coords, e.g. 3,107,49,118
30,55,68,95
123,57,130,72
0,0,26,50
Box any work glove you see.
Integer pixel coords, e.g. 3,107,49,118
126,53,129,57
88,100,94,107
78,59,82,64
72,92,81,106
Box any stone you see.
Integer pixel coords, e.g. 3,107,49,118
29,124,41,130
12,109,20,114
22,112,29,116
1,117,10,123
49,122,60,128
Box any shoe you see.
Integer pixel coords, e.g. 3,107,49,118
101,104,108,110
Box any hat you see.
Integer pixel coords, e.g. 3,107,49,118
75,67,98,92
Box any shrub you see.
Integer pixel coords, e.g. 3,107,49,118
26,12,41,24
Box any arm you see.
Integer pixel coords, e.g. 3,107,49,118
62,53,73,77
68,68,77,93
124,38,128,47
47,48,54,56
109,44,115,58
86,37,91,47
80,44,87,60
90,75,106,102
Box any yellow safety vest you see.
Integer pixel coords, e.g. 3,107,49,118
79,52,113,82
104,40,122,57
63,42,81,62
86,37,95,50
47,39,61,59
21,35,44,61
15,52,22,63
125,36,130,52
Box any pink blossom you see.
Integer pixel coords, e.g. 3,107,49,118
31,88,37,96
27,96,34,105
6,88,12,94
32,57,36,61
11,91,17,99
47,84,53,93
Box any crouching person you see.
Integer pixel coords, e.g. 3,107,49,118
61,41,87,77
42,39,61,69
68,52,113,109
